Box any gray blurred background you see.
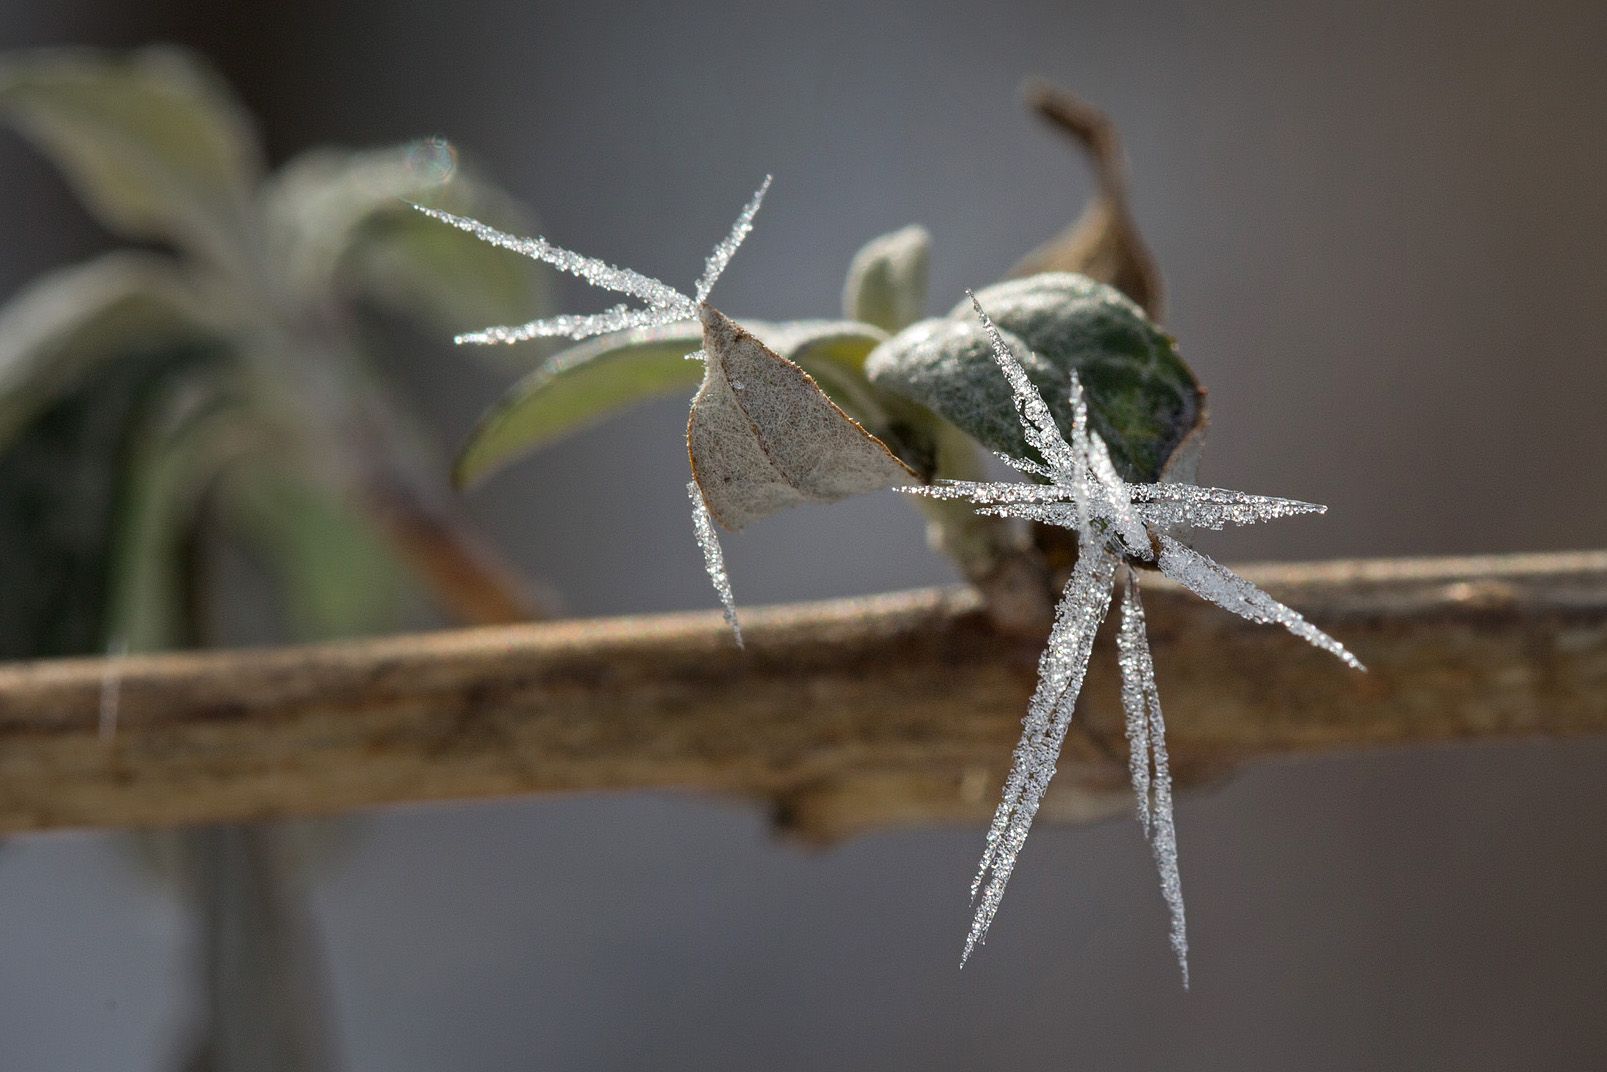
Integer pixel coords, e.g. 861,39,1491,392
1,0,1605,1068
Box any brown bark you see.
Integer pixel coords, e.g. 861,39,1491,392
1,551,1602,841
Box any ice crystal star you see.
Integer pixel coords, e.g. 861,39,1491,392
414,177,769,347
900,294,1364,982
416,180,771,639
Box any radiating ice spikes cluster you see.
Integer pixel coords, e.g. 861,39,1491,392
413,176,770,346
416,180,773,642
900,293,1364,982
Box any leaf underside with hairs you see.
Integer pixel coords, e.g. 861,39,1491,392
688,305,914,531
452,318,892,488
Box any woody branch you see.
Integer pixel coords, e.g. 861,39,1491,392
0,550,1601,841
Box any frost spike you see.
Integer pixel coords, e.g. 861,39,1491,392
965,546,1119,965
893,298,1359,980
1118,572,1188,987
455,304,669,346
695,176,771,302
688,481,742,647
1129,484,1326,532
1155,533,1364,671
418,177,771,349
413,205,689,311
968,292,1079,477
1117,575,1153,837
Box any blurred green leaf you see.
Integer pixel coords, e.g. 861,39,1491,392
841,225,930,334
220,462,405,641
0,46,261,267
453,321,707,487
868,273,1202,483
264,141,551,335
104,363,252,654
0,343,229,658
0,251,220,455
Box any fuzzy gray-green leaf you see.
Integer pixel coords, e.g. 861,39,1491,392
962,273,1201,482
870,272,1201,483
842,225,931,334
0,46,261,267
865,316,1075,471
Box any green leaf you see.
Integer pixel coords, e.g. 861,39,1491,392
103,363,251,654
264,140,551,337
453,317,893,489
0,343,230,659
867,272,1203,483
0,251,221,457
0,46,262,268
865,316,1064,470
219,462,405,641
841,224,930,333
454,321,706,487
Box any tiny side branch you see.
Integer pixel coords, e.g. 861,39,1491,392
0,551,1603,841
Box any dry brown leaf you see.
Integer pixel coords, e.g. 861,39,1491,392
1009,78,1163,320
688,304,916,531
